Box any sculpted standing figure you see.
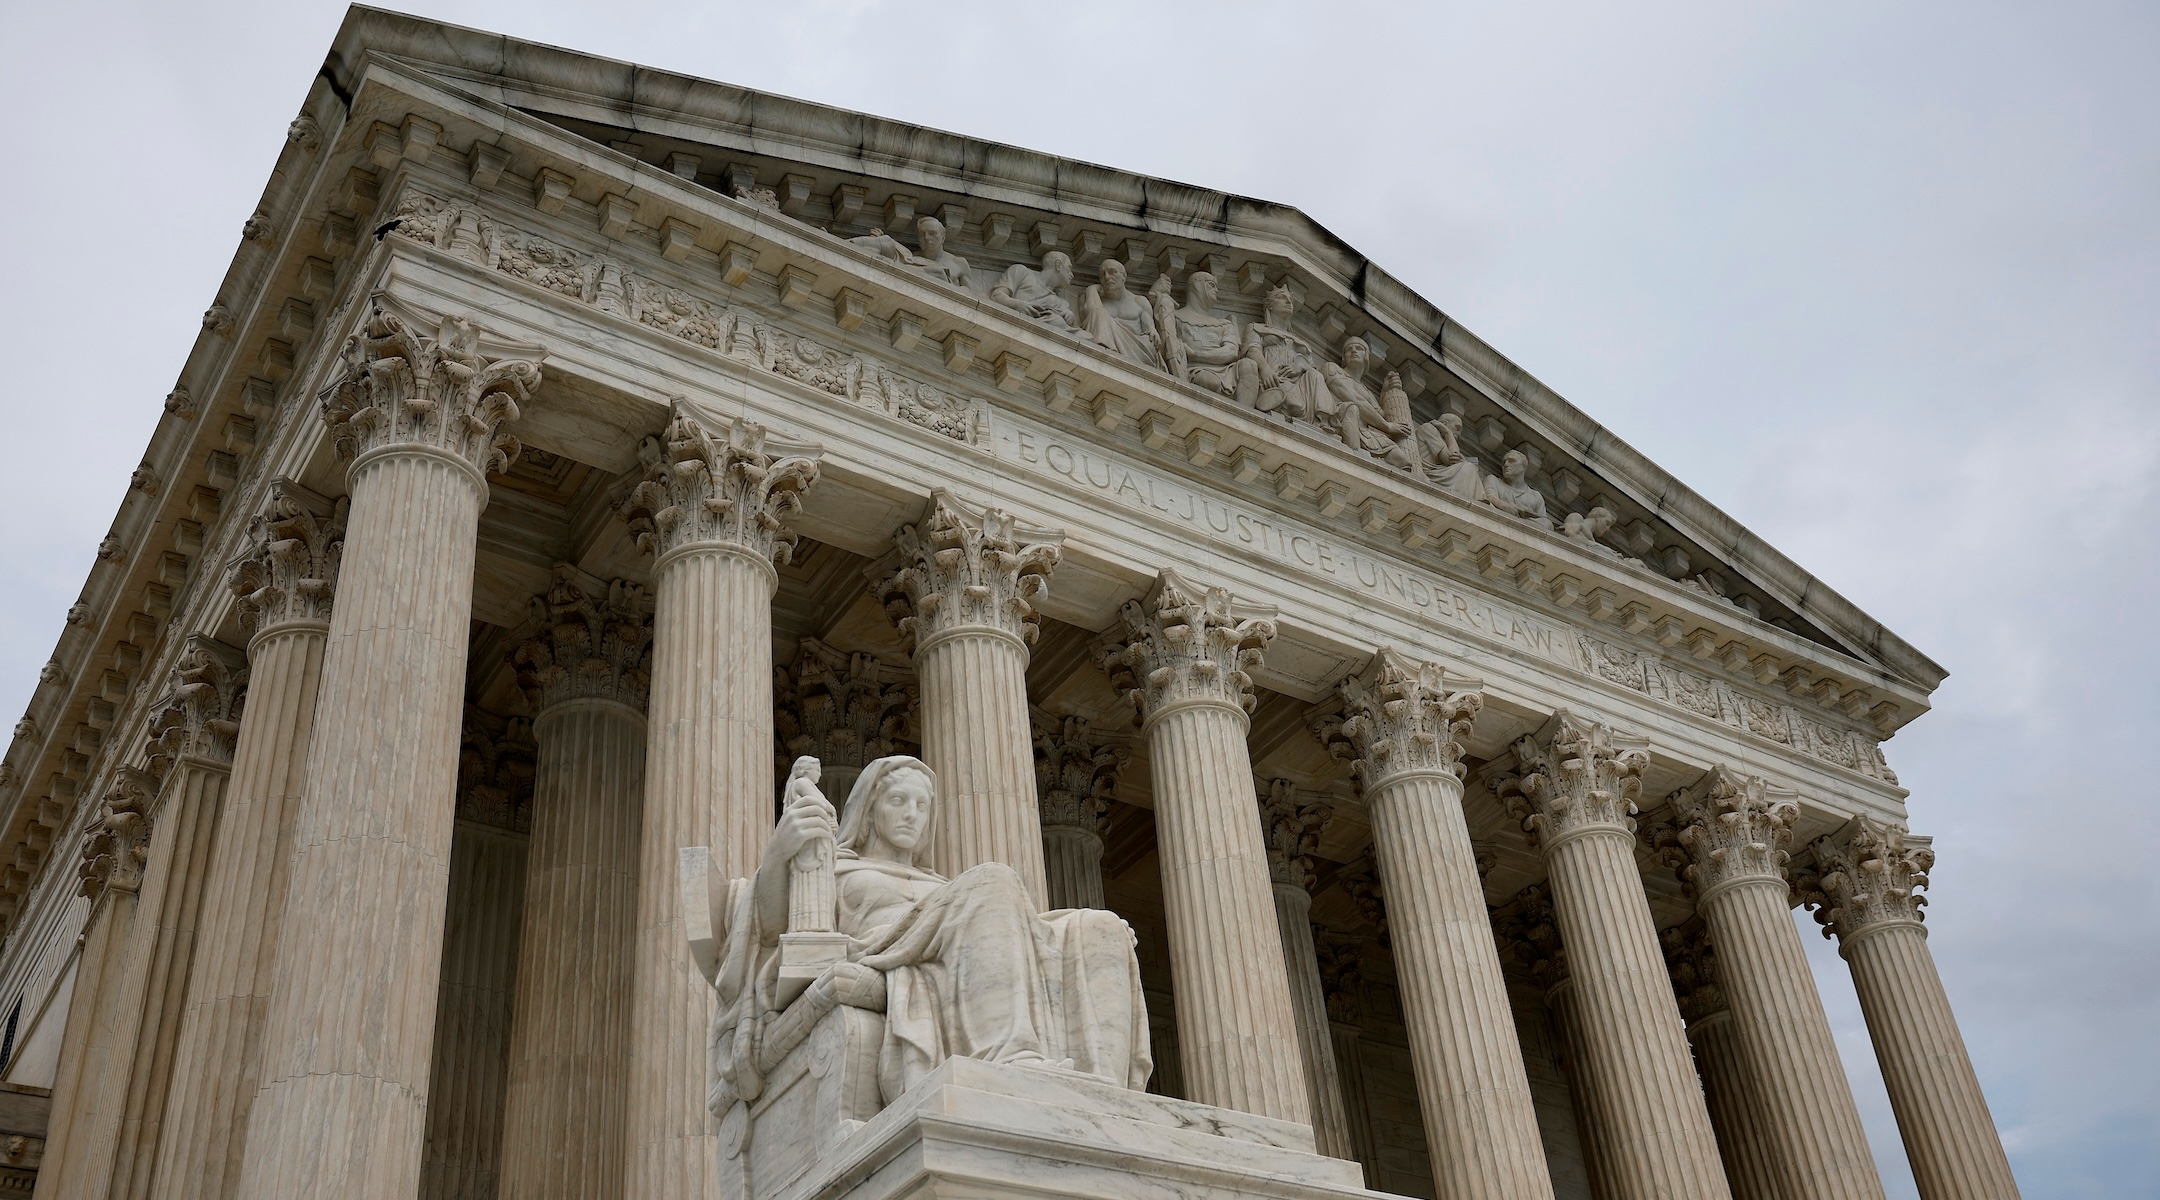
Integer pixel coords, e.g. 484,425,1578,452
1243,283,1331,422
1318,342,1417,469
1481,450,1552,528
991,251,1079,330
1415,412,1484,500
1159,271,1259,405
708,756,1152,1108
1079,259,1162,367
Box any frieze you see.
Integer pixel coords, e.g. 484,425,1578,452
388,191,986,448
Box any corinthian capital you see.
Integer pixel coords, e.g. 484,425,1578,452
317,301,543,477
1035,716,1123,833
229,480,346,638
457,708,537,833
619,400,821,566
1660,919,1727,1022
1503,712,1649,848
511,564,654,714
78,768,156,900
147,637,247,769
1663,765,1799,900
1326,647,1483,789
1260,779,1331,892
1491,882,1568,988
1797,815,1933,941
874,490,1062,653
778,638,915,775
1103,570,1276,722
1316,933,1365,1025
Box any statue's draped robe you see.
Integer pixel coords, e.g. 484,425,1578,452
712,857,1150,1109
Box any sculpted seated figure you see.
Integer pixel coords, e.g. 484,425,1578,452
1157,271,1259,405
1243,283,1330,422
991,250,1079,330
847,216,975,290
1416,412,1484,500
1079,259,1162,367
1317,341,1416,470
1480,450,1552,529
708,755,1151,1110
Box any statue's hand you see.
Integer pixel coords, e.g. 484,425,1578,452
824,961,886,1012
768,795,836,867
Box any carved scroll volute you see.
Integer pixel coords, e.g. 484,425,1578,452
1103,570,1276,723
79,768,157,901
1259,779,1331,893
619,399,821,567
317,300,544,477
1327,646,1483,790
148,637,247,770
1797,815,1934,941
230,481,347,639
874,490,1063,653
510,564,655,713
1665,765,1800,900
1034,716,1123,833
1504,712,1650,849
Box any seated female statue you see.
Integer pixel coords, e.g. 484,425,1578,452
709,755,1152,1109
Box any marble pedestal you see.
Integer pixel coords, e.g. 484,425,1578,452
740,1040,1374,1200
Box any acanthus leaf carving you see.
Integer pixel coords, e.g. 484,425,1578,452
78,768,156,901
1103,570,1275,723
1660,918,1726,1023
777,637,916,777
1490,882,1567,988
1664,765,1798,900
229,480,347,638
511,563,654,713
1504,712,1649,848
1259,779,1331,893
1315,932,1366,1026
317,301,543,477
1034,716,1123,834
456,708,537,834
148,637,247,769
1796,815,1932,942
617,400,820,566
1326,646,1483,789
874,490,1061,653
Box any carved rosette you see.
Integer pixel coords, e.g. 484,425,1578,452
619,400,821,568
1663,765,1799,902
1260,779,1331,893
78,769,156,900
456,710,538,834
511,565,654,714
1034,716,1123,834
874,490,1062,653
777,637,915,776
317,302,542,478
1491,883,1569,989
1504,712,1650,850
229,482,346,638
1315,933,1365,1026
1798,815,1933,942
147,638,247,770
1660,919,1727,1023
1103,570,1276,723
1325,647,1483,790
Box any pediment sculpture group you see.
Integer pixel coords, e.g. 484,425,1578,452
823,208,1629,552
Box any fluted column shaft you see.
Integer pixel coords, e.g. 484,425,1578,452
1329,1021,1379,1184
1545,979,1625,1200
1271,883,1353,1158
1042,825,1105,911
418,821,526,1199
151,621,326,1200
1843,921,2018,1199
1143,700,1308,1122
500,697,645,1199
1368,770,1554,1200
236,447,489,1200
914,626,1045,903
1689,1010,1787,1200
37,878,140,1198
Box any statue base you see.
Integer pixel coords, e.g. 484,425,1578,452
720,1004,1375,1200
775,931,852,1008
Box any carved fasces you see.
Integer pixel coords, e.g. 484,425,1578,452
1259,779,1330,893
1661,765,1799,899
619,400,821,566
78,769,156,900
1326,647,1483,789
1102,570,1276,722
1504,712,1649,848
1797,815,1933,941
1034,716,1123,833
777,638,915,776
148,637,247,769
1660,919,1726,1022
874,490,1062,652
511,564,654,713
229,481,347,638
317,301,543,476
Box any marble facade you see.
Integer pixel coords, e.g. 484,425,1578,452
0,9,2017,1200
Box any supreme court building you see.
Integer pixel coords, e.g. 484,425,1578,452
0,9,2019,1200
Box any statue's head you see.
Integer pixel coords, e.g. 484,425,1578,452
1266,282,1296,321
839,755,937,865
915,215,945,256
1099,258,1127,294
1186,270,1217,309
1041,251,1074,286
1341,336,1370,374
1501,450,1529,483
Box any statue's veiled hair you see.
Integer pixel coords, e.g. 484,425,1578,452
836,755,938,866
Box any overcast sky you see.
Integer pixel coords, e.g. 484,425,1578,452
3,1,2153,1194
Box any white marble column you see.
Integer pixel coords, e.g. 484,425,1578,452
236,304,542,1200
618,402,817,1199
1102,571,1309,1125
1035,716,1122,911
152,483,341,1200
1665,768,1884,1200
876,490,1061,907
1507,714,1731,1200
1334,650,1555,1200
1258,780,1355,1160
498,568,652,1200
1804,819,2020,1200
1316,934,1381,1186
1664,922,1786,1200
777,636,914,809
